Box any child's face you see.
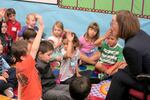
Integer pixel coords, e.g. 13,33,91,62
27,15,36,28
53,25,63,37
0,40,3,54
8,14,16,22
1,22,7,34
63,38,76,51
38,50,53,63
63,39,68,51
87,28,97,38
106,35,118,47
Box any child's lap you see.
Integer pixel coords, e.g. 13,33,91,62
97,62,113,69
102,64,113,69
84,51,96,57
43,84,70,99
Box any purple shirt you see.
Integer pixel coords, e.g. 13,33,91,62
79,36,96,54
18,25,38,37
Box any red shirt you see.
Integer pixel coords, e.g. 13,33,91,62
6,20,21,42
16,55,42,100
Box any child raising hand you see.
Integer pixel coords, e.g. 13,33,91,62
59,31,81,84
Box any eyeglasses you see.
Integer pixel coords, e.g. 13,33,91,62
110,20,118,27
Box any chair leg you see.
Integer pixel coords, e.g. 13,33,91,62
144,82,148,100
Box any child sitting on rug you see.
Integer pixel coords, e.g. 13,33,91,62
58,31,81,84
47,21,64,67
18,13,45,39
79,22,100,65
69,76,91,100
36,40,72,100
0,20,14,65
95,30,127,80
0,39,16,98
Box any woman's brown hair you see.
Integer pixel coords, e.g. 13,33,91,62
116,10,140,40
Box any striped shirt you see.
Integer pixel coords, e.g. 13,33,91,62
98,41,124,65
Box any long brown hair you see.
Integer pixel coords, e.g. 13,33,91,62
116,10,140,40
62,32,79,49
84,22,100,41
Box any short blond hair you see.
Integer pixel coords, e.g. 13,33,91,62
26,13,36,25
52,21,64,31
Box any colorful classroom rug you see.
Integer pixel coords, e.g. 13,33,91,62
88,79,111,100
52,64,96,77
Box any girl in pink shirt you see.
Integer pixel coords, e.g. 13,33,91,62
79,22,100,65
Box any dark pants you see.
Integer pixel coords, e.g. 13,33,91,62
61,70,92,84
106,68,144,100
0,80,9,93
0,67,17,93
6,67,18,88
43,84,72,100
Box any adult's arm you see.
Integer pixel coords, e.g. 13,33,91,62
123,47,142,76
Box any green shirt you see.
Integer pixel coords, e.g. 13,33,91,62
98,41,124,65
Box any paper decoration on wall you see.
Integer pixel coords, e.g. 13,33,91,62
58,0,150,19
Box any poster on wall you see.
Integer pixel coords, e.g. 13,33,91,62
59,0,150,19
23,0,57,4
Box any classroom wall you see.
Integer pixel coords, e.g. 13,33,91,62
1,0,150,46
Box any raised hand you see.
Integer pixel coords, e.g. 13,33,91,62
104,28,112,39
0,8,6,20
67,32,74,42
35,13,42,20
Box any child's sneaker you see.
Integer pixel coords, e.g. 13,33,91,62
98,73,110,81
4,87,14,98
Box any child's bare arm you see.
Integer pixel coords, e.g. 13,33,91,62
94,29,112,46
75,65,81,77
105,62,122,75
18,82,21,100
63,32,74,58
0,8,6,21
55,41,62,49
30,14,44,59
66,32,74,58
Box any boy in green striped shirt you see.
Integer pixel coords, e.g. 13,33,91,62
95,33,127,77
